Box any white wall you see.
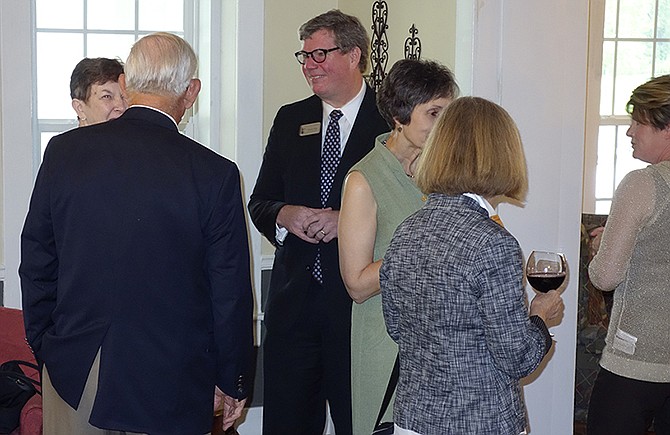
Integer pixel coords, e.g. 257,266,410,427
469,1,587,433
209,1,267,433
0,0,35,308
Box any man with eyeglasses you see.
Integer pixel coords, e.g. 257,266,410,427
248,9,387,435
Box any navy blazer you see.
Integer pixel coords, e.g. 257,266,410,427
248,87,388,332
20,107,254,435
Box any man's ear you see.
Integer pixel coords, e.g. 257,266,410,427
118,73,127,94
664,123,670,138
348,47,361,70
183,78,201,109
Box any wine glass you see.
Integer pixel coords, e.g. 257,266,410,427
526,251,566,339
526,250,567,293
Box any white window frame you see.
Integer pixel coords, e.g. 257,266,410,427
26,0,267,346
583,0,606,214
584,0,670,214
31,0,203,169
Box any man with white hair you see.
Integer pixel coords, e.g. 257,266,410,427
20,32,253,434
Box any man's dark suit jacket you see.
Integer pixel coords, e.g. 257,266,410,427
248,86,388,334
20,107,254,435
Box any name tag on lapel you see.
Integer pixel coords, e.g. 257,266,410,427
299,122,321,136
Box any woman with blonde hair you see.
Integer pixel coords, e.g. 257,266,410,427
380,97,564,434
587,75,670,435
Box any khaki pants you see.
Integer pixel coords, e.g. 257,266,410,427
42,349,148,435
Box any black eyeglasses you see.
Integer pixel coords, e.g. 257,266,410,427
294,47,341,65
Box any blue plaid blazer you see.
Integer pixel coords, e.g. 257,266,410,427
380,194,551,435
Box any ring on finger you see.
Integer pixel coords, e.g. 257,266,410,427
319,230,326,236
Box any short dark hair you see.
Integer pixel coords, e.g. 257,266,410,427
377,59,459,128
70,57,124,101
626,74,670,130
299,9,369,73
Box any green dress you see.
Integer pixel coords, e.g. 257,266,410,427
349,133,426,435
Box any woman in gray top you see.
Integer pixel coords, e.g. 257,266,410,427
380,97,563,435
587,75,670,435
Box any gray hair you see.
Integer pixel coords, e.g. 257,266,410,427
124,32,197,97
299,10,369,73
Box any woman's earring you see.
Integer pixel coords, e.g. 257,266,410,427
398,126,403,133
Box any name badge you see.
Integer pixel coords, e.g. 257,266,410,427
613,328,637,355
299,122,321,136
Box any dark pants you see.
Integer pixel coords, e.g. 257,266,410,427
587,367,670,435
262,278,352,435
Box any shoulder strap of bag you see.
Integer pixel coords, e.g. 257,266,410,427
9,360,39,374
0,360,41,395
374,353,399,428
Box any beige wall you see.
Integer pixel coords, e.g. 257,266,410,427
262,0,336,141
344,0,457,71
260,0,459,256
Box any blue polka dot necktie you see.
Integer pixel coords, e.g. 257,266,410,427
320,110,343,207
313,109,343,284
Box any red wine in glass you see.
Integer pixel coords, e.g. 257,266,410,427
527,273,565,293
526,251,567,293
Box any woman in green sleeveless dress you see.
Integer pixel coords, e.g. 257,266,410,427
339,59,458,435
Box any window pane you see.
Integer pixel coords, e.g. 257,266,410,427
37,33,84,119
595,200,612,215
595,0,662,217
36,0,83,29
596,125,616,198
656,42,670,75
615,125,647,187
41,132,64,158
600,41,616,116
88,0,135,30
87,34,136,62
614,42,653,115
617,0,655,38
139,0,184,32
658,0,670,38
603,0,618,38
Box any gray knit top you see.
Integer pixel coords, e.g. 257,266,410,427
589,160,670,382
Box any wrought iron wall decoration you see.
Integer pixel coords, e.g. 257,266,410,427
369,0,389,91
404,24,422,60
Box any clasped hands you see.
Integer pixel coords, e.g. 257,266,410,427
277,205,339,244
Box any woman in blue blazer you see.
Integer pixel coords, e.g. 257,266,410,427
380,97,564,435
